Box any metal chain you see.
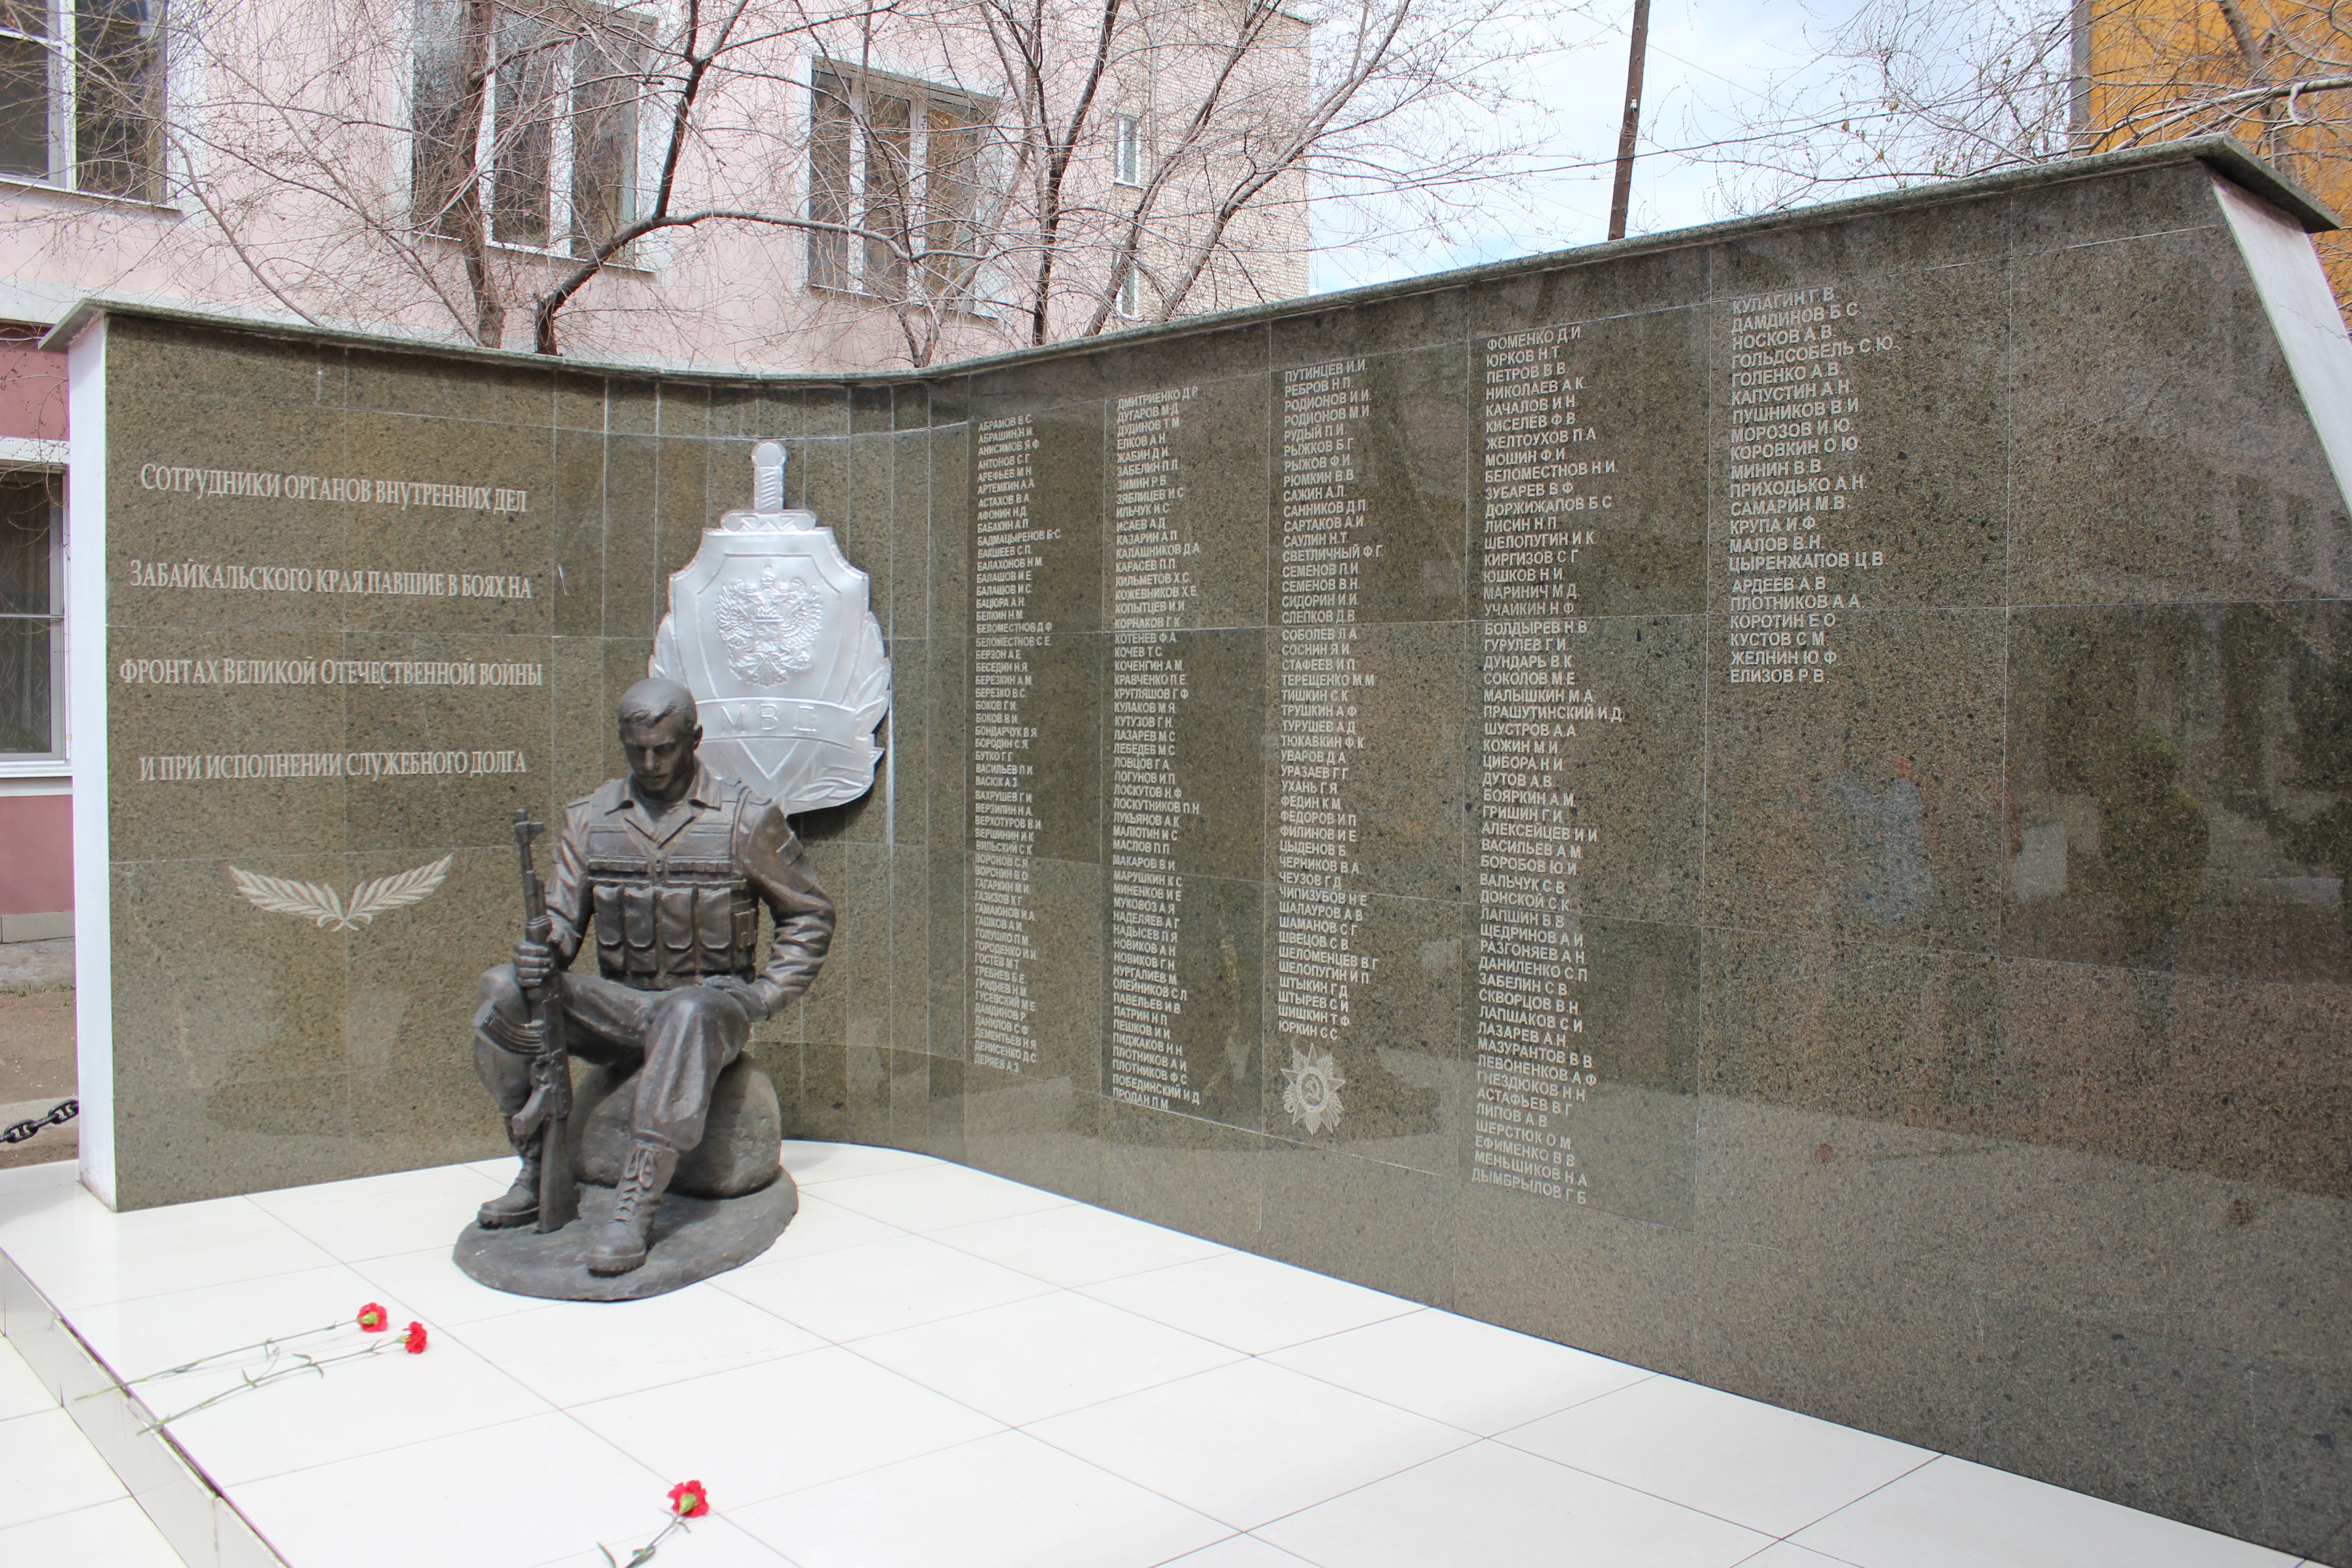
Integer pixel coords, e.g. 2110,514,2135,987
1,1099,77,1145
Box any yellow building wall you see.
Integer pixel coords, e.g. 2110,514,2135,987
2084,0,2352,309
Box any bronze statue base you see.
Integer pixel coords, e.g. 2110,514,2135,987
451,1172,797,1301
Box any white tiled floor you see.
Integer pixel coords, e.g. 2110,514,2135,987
0,1145,2320,1568
0,1339,189,1567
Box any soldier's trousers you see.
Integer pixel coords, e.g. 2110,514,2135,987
474,966,753,1155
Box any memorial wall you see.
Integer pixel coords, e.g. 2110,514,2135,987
59,140,2352,1559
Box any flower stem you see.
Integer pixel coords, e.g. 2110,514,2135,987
138,1341,404,1432
77,1321,348,1401
603,1514,688,1567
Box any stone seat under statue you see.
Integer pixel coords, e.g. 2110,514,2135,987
568,1054,783,1200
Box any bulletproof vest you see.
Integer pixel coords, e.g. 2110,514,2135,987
580,786,761,990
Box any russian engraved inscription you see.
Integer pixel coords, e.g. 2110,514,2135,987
1474,326,1611,1204
971,416,1050,1071
1276,359,1378,1134
1722,285,1892,687
1107,389,1204,1110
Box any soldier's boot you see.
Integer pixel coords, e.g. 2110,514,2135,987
587,1141,678,1275
477,1155,542,1229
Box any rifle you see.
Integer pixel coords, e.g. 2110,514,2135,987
508,808,579,1232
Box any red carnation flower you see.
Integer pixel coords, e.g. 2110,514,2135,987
356,1303,389,1333
402,1322,428,1354
666,1480,710,1519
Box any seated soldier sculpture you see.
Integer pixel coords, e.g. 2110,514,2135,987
472,677,834,1274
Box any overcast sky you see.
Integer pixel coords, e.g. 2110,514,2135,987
1312,0,1866,291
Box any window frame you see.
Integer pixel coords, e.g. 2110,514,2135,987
0,0,171,205
806,59,993,305
0,461,66,771
1112,112,1141,188
410,0,651,266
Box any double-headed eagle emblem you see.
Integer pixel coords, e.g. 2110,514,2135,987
715,564,823,687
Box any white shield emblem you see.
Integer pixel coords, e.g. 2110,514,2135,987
650,442,891,809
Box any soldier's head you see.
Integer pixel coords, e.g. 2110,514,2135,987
617,679,701,801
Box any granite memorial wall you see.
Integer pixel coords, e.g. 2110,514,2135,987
65,333,954,1213
60,139,2352,1558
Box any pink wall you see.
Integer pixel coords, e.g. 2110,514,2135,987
0,330,70,919
0,331,66,441
0,796,72,914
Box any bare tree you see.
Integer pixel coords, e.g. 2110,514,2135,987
2079,1,2352,184
1678,1,2352,301
1689,1,2352,250
755,0,1567,363
1676,0,2075,214
1074,0,1544,337
8,0,1569,368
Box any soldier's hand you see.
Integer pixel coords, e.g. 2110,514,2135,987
513,938,554,989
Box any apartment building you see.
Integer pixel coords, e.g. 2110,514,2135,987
0,0,1312,928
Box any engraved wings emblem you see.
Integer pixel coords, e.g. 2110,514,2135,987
716,564,823,687
229,856,453,932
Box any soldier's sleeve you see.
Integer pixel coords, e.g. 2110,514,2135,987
739,799,835,1017
544,798,596,969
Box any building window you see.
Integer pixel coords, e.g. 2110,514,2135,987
1112,113,1140,187
412,1,644,259
0,472,62,760
1117,264,1141,320
808,64,989,302
0,0,166,201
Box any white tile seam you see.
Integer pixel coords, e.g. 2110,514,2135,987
340,1258,564,1324
183,1404,555,1494
916,1227,1234,1289
708,1271,1051,1350
787,1165,942,1193
915,1235,1122,1287
1252,1304,1443,1354
734,1288,1533,1457
0,1486,136,1539
427,1338,762,1414
1138,1534,1310,1568
1726,1539,1855,1568
574,1388,1010,1519
0,1490,168,1544
1065,1251,1431,1324
1739,1533,1874,1568
1230,1434,1748,1553
826,1287,1239,1425
489,1409,776,1568
0,1410,131,1528
1256,1338,1665,1440
1479,1420,1939,1548
1765,1448,1945,1545
103,1257,446,1331
1468,1367,1703,1449
1015,1403,1476,1540
11,1198,335,1314
717,1427,1217,1561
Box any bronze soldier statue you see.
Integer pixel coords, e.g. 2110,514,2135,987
473,677,833,1275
